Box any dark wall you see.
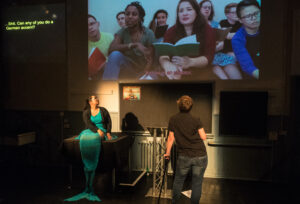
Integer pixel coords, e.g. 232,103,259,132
120,83,213,133
1,110,83,162
66,0,88,88
289,76,300,185
1,0,69,110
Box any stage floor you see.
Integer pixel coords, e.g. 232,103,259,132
0,164,293,204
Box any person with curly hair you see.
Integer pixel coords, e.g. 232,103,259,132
102,1,155,80
165,95,207,204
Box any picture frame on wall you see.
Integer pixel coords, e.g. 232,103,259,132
123,86,141,101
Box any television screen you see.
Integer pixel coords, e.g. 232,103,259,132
87,0,261,81
219,91,268,138
1,3,66,64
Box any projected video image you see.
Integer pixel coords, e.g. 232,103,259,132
88,0,261,81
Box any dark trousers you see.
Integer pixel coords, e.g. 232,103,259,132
172,155,208,204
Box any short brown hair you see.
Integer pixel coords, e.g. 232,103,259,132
177,95,193,112
224,3,237,14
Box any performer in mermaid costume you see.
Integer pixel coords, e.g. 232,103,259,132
65,95,117,202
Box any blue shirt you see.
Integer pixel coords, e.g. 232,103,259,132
232,27,260,75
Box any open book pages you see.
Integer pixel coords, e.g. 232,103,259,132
175,34,197,45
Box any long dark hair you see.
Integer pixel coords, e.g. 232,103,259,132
174,0,206,44
148,9,168,32
125,1,146,30
199,0,215,21
84,95,99,110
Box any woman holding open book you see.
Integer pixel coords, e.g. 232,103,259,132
159,0,215,80
102,1,155,80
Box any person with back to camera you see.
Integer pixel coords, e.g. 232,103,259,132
116,11,126,28
64,95,117,202
164,95,207,204
159,0,216,80
232,0,261,79
148,9,169,42
102,1,155,80
212,3,243,79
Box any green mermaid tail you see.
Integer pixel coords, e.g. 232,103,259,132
64,170,100,202
64,191,88,201
65,130,102,202
86,192,101,202
64,128,118,202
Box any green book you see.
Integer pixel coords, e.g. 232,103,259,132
153,34,200,56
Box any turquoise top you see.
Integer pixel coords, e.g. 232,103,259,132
91,110,106,133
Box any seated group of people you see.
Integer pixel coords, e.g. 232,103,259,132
88,0,261,80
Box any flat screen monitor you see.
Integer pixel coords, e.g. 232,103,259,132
219,91,268,138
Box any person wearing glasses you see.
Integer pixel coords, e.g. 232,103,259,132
232,0,261,79
65,95,116,202
199,0,219,29
88,15,114,79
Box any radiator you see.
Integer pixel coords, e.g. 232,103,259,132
131,137,173,173
138,142,154,172
109,112,120,132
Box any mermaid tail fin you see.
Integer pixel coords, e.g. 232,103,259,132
64,191,88,202
86,192,101,202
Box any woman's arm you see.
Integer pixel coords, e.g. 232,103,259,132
171,55,208,69
101,107,112,134
101,107,112,140
159,56,182,79
82,110,99,133
109,32,153,71
108,34,133,54
132,42,153,61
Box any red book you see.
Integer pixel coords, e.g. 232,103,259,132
88,47,106,77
